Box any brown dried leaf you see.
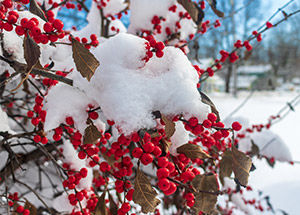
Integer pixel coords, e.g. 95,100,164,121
72,37,100,81
83,122,102,145
24,199,37,215
219,150,233,185
161,138,172,154
109,193,118,215
191,174,219,214
232,146,252,187
23,35,41,72
161,114,176,139
177,0,204,26
29,0,47,21
249,140,260,157
101,152,118,167
0,72,7,97
200,91,220,122
133,168,161,213
206,0,224,17
177,143,211,159
94,192,108,215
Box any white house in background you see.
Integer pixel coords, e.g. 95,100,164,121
192,58,225,92
232,64,272,90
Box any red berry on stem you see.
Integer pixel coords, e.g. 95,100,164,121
232,121,242,131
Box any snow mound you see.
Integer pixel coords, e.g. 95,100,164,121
45,33,209,135
239,130,292,162
170,121,190,156
0,107,12,133
128,0,196,41
102,0,127,17
224,116,292,162
74,1,127,39
44,82,97,133
61,141,93,190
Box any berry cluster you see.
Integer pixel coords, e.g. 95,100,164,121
69,34,99,49
143,35,165,62
7,192,30,215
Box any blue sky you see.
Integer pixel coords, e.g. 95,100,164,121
58,0,300,30
262,0,299,18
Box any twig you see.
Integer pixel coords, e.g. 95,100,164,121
0,56,73,86
15,179,52,213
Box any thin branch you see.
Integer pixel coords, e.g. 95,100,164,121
0,56,73,86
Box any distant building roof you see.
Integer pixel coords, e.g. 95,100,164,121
237,65,272,75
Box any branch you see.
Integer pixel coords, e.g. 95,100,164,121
0,56,73,86
0,144,57,185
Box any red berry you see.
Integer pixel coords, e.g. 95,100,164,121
164,182,177,195
157,156,169,168
187,199,195,207
90,34,97,41
121,202,131,213
31,117,40,126
125,189,134,201
156,50,164,58
207,113,217,122
152,146,162,157
27,111,34,118
78,151,86,159
188,117,198,127
66,116,74,125
158,178,170,191
41,136,48,144
202,119,212,128
157,168,170,179
43,22,53,33
132,147,143,158
100,161,111,172
53,19,64,31
232,121,242,131
140,153,153,165
7,15,17,24
266,21,273,28
143,142,154,153
88,112,99,120
53,133,61,141
80,168,88,178
184,193,195,201
23,209,30,215
155,41,165,51
16,205,24,213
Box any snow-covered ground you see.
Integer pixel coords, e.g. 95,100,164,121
210,91,300,215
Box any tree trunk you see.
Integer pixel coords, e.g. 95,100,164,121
225,64,233,93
